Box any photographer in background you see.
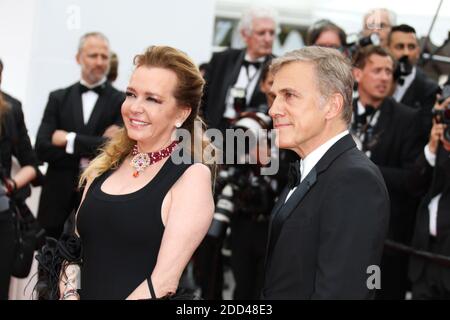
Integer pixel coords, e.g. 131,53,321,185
208,111,278,300
351,46,425,299
201,6,277,132
0,58,40,300
409,86,450,299
361,8,396,48
388,24,439,140
306,19,347,54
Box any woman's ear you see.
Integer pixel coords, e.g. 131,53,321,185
177,107,192,126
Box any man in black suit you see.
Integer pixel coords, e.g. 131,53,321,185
202,7,277,131
388,24,439,139
352,45,425,299
409,95,450,299
35,32,124,239
262,46,390,299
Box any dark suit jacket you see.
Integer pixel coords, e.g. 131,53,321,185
35,82,124,231
0,91,39,179
202,48,272,129
262,134,390,299
409,146,450,289
366,98,425,245
401,68,439,140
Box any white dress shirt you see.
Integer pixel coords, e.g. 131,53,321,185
393,66,416,102
223,54,265,119
424,144,440,236
285,130,350,203
65,77,106,154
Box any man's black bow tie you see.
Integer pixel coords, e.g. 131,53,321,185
364,104,375,117
357,104,376,125
287,160,301,189
243,60,262,69
80,83,105,95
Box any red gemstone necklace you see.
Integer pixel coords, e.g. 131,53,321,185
130,140,179,177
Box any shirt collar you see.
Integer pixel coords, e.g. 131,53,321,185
80,77,107,89
244,53,266,63
300,130,349,181
398,66,416,88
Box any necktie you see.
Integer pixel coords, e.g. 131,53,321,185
80,83,105,95
287,160,301,189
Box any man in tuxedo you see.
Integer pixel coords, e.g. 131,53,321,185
352,45,425,299
388,24,439,139
361,8,396,48
409,95,450,299
262,46,390,299
201,6,277,131
35,32,124,239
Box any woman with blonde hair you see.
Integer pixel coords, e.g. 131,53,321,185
55,46,215,300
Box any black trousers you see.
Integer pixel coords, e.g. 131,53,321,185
376,248,410,300
412,238,450,299
0,212,15,300
230,216,268,300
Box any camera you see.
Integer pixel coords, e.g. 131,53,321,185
207,164,277,239
438,84,450,104
393,55,413,84
230,87,247,115
431,84,450,141
207,111,275,240
346,33,380,58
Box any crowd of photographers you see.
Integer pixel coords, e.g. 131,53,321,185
196,6,450,300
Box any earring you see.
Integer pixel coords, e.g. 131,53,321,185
175,122,182,128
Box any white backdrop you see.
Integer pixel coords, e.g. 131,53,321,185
0,0,216,137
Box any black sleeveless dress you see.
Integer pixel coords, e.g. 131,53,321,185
76,158,191,299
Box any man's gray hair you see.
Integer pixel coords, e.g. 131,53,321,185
238,6,278,36
270,47,354,125
363,8,397,27
78,32,110,53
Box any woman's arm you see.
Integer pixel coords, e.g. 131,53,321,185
127,163,214,299
10,165,36,189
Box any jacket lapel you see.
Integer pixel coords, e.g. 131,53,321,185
265,135,357,265
71,83,86,134
85,83,110,134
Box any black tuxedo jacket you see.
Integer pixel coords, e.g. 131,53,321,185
0,91,39,181
401,68,439,138
409,146,450,289
262,134,390,299
364,98,425,245
35,82,124,232
202,48,272,129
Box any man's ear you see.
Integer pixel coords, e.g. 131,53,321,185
325,93,344,121
76,52,81,65
353,67,362,83
240,29,250,45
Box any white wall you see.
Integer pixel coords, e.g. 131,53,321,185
0,0,216,137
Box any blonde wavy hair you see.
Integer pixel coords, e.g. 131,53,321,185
80,45,215,187
0,93,10,134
